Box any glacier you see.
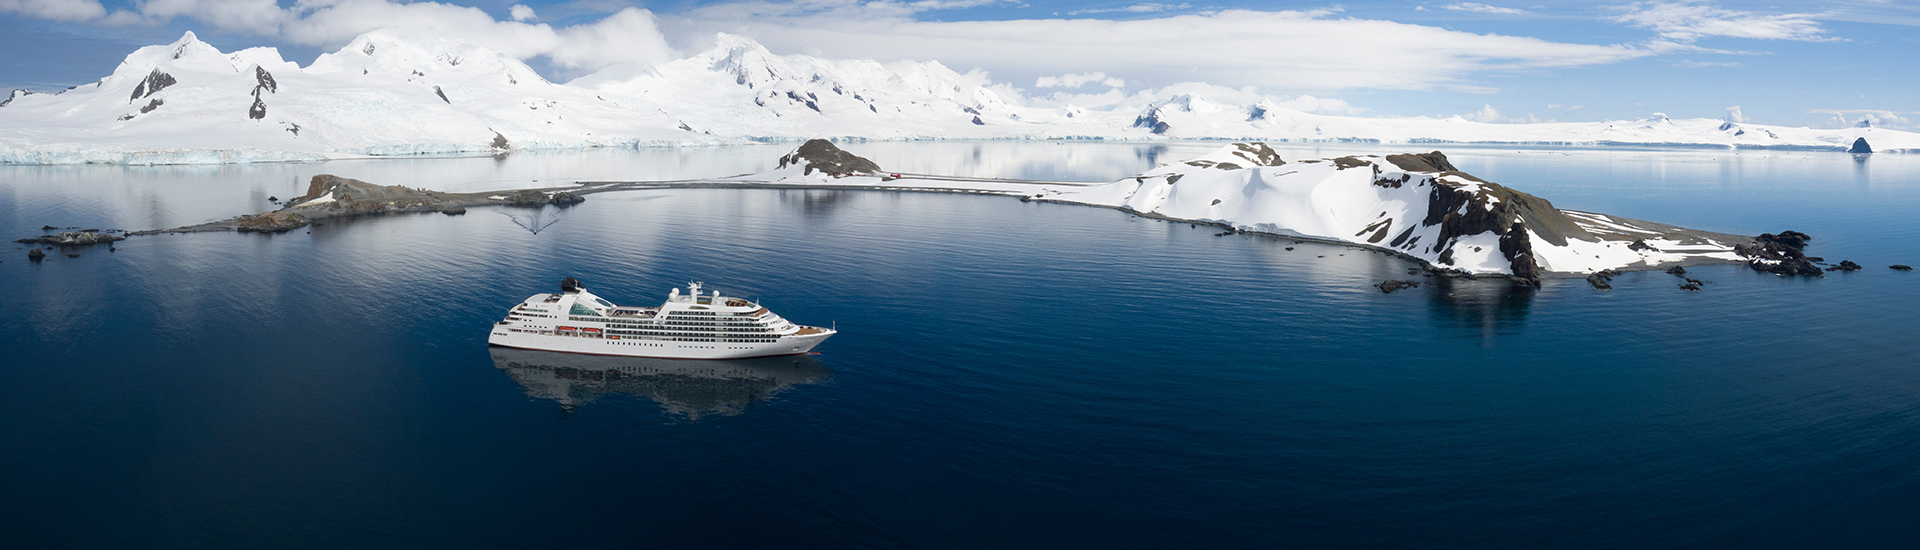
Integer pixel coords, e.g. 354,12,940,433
2,31,1916,165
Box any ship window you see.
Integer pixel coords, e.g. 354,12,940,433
593,298,613,308
569,303,600,316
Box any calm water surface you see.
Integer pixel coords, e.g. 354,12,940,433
3,143,1918,548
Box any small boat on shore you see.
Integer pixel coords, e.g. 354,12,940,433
488,277,835,359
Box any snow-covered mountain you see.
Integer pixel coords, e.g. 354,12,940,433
2,31,1914,164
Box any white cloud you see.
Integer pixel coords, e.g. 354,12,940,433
1069,3,1190,16
664,7,1657,93
1808,109,1914,130
1724,105,1747,123
1444,3,1528,15
509,4,536,21
1462,104,1540,123
0,0,106,21
1036,72,1125,88
1612,1,1837,42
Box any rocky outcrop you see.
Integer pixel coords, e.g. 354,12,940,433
1586,270,1618,290
1827,260,1862,272
1400,152,1581,286
15,231,124,246
1892,265,1914,271
128,69,176,102
502,189,585,207
777,139,882,175
233,211,308,233
1377,280,1420,293
1849,138,1872,154
1734,230,1822,276
27,248,44,261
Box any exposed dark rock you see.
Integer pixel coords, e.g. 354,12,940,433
40,225,60,230
1735,230,1821,276
15,231,123,246
1132,109,1171,135
27,249,44,261
1758,230,1812,250
548,192,585,207
1377,280,1421,294
1498,223,1540,285
1849,138,1872,154
441,206,467,215
139,98,163,113
66,254,78,258
1666,265,1687,275
970,116,985,125
1679,281,1702,292
1629,239,1658,252
234,211,308,233
253,66,277,94
1586,270,1617,290
248,96,266,119
491,132,510,150
1330,156,1368,170
777,139,882,175
1827,260,1862,272
433,86,449,103
1892,265,1913,271
1383,151,1459,173
129,69,176,102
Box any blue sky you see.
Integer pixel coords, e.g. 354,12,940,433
3,0,1915,128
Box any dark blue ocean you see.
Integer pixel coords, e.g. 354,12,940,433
3,143,1918,548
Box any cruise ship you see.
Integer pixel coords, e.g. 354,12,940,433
488,278,836,359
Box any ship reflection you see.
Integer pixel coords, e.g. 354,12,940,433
491,347,833,418
1424,277,1535,347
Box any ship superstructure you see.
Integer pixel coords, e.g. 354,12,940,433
488,277,835,359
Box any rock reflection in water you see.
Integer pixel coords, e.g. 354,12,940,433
779,188,848,218
1425,277,1534,347
491,347,832,418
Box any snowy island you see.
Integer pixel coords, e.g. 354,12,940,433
1,31,1913,165
75,139,1840,288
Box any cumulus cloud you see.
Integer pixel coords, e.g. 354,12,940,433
1462,104,1540,123
0,0,106,21
1036,72,1125,88
1809,109,1914,130
509,4,536,21
1444,3,1528,15
1612,1,1837,42
1723,106,1747,123
664,7,1657,93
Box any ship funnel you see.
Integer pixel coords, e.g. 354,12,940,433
559,277,584,293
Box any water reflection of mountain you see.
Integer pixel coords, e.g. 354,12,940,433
491,347,832,418
1425,278,1534,347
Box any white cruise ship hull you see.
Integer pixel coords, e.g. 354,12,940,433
488,327,835,359
491,279,836,360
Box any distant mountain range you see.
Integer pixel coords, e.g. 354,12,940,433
2,31,1912,164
